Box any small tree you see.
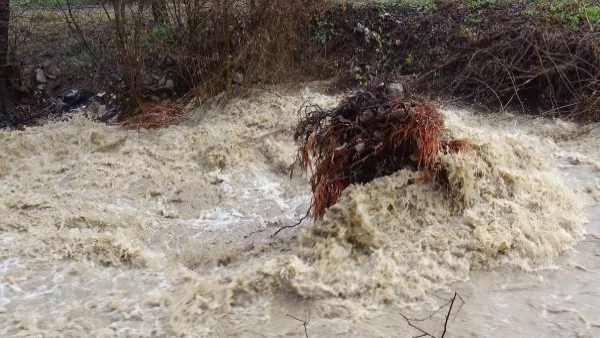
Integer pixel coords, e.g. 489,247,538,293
109,0,147,116
0,0,15,123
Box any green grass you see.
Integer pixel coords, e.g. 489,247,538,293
344,0,600,25
10,0,100,8
546,0,600,25
339,0,437,9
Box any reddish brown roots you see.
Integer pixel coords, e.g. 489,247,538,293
294,85,469,219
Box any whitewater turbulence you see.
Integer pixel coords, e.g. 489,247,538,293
0,83,597,337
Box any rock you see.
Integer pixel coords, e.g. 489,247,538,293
97,104,108,119
36,84,47,90
63,90,96,109
165,79,174,90
35,68,48,83
142,73,155,85
355,142,366,153
157,75,166,88
232,84,242,96
45,66,61,80
232,72,244,85
386,82,404,97
65,89,78,99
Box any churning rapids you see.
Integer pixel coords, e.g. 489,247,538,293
1,83,599,338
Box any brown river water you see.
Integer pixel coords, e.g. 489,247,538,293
0,83,599,337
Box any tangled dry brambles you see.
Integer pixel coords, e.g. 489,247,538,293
121,100,185,130
428,25,600,121
294,83,471,219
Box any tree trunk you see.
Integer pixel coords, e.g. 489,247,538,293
0,0,14,123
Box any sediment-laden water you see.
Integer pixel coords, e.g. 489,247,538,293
1,83,598,337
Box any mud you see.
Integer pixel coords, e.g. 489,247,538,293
0,83,598,337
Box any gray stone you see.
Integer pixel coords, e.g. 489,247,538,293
142,73,155,85
35,68,48,83
165,79,175,90
354,142,366,153
157,75,166,88
386,82,405,97
232,83,242,96
97,105,108,119
66,90,78,99
232,72,244,85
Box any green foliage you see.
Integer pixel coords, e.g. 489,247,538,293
151,25,168,39
311,19,336,45
584,6,600,23
404,53,414,65
466,0,509,10
341,0,437,10
461,0,600,26
468,16,484,24
393,0,437,10
141,25,170,47
10,0,99,8
547,0,600,25
459,24,470,37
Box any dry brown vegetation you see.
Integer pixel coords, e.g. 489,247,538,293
320,1,600,121
139,0,328,96
426,24,600,121
120,99,186,130
6,0,328,122
4,0,600,128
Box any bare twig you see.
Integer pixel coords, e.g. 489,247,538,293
401,292,465,338
286,306,311,338
272,208,311,237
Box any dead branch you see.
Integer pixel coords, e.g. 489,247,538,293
287,306,311,338
424,24,600,121
401,292,465,338
272,208,312,237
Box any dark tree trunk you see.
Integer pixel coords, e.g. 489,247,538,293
0,0,14,124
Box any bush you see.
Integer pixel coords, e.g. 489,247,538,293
8,0,328,119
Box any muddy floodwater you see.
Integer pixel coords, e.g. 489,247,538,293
1,83,599,337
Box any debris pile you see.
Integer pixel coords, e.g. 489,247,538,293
294,83,470,218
